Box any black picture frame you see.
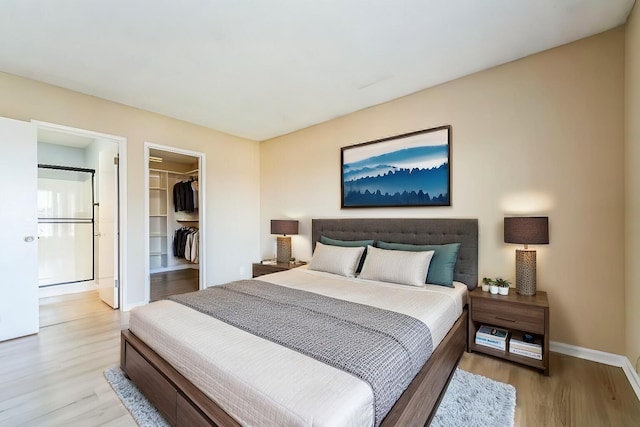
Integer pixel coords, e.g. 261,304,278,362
341,125,451,208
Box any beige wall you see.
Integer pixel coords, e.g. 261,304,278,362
261,28,626,353
0,72,261,308
626,3,640,366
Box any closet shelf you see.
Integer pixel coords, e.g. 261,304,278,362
149,167,199,176
149,187,167,191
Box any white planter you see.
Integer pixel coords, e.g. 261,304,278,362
498,286,510,296
489,285,499,295
481,284,490,292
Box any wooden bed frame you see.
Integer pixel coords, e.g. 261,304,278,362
121,218,478,426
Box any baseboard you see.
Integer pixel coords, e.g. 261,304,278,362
551,341,640,400
621,358,640,402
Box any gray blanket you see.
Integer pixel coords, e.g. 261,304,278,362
169,280,433,426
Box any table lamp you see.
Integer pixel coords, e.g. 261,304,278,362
504,216,549,296
271,219,299,263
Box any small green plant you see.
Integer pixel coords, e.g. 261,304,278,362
494,278,511,288
482,277,494,285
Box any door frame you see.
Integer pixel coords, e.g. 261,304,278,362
33,120,128,310
144,142,206,302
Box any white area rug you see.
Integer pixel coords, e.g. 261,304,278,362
104,368,170,427
431,369,516,427
105,367,516,427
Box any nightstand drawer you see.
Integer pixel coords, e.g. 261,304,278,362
472,298,545,334
252,264,286,277
252,262,307,278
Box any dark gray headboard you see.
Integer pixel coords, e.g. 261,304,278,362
312,218,478,290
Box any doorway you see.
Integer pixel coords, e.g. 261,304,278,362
144,143,206,302
0,117,127,342
35,122,125,311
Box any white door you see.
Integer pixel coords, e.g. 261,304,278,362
97,148,119,308
0,117,38,341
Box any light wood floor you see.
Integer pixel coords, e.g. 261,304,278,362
460,351,640,426
1,292,134,426
1,292,639,426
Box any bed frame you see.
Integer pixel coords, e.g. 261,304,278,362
121,218,478,426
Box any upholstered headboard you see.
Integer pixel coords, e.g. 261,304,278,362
311,218,478,290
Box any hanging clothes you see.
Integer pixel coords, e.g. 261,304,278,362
173,227,199,264
192,180,199,210
173,179,197,213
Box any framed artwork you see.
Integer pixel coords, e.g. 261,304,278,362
341,125,451,208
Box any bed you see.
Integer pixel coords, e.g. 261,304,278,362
121,218,478,426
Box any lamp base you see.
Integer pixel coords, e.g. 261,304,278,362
276,236,292,264
515,249,537,296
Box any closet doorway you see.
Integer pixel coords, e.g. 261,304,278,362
144,143,205,302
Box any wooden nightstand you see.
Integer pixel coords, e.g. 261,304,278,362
468,288,550,375
252,261,307,278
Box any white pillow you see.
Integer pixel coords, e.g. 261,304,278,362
307,242,365,277
359,245,434,287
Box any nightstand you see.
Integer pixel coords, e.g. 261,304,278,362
468,288,550,375
252,261,307,278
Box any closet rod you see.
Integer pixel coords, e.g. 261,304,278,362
38,219,93,223
38,163,96,174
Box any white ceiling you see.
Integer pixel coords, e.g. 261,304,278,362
0,1,634,141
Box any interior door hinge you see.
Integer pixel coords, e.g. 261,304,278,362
114,156,119,166
114,279,119,289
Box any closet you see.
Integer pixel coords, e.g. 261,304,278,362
148,155,200,273
147,147,201,302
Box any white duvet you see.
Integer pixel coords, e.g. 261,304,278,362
129,267,467,427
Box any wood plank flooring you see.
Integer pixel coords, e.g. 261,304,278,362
0,292,134,426
459,351,640,426
150,268,199,302
1,291,639,426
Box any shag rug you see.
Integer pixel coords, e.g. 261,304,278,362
105,367,516,427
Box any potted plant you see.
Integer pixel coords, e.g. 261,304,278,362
489,280,499,295
481,277,493,292
495,278,511,295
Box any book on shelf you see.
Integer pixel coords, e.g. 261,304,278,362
477,325,509,341
509,342,542,354
475,334,505,346
475,335,506,351
509,346,543,360
509,333,542,353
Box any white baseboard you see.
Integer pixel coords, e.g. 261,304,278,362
551,341,640,401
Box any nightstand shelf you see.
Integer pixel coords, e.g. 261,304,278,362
252,261,307,278
468,288,550,375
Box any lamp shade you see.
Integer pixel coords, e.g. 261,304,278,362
504,217,549,244
271,219,299,236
